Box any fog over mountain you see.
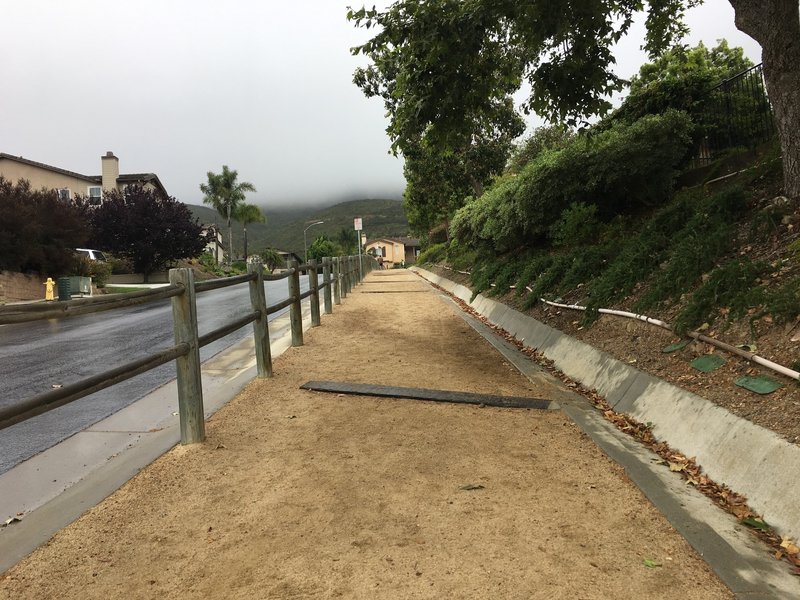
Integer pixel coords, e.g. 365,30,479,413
1,1,759,209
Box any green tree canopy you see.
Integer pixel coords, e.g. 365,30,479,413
88,185,208,281
336,228,358,255
351,0,800,199
604,40,754,129
350,0,699,153
349,0,700,240
259,248,284,272
308,235,340,261
0,177,88,275
506,125,575,175
200,166,256,263
403,105,524,238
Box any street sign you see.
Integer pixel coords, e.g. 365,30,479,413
354,217,362,231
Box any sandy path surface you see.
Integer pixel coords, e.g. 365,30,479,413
0,271,732,599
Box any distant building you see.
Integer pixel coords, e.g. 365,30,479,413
0,151,168,203
277,251,303,267
365,237,420,268
202,224,225,264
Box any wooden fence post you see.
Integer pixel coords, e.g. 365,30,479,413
340,257,348,299
288,259,304,347
169,268,205,444
309,258,321,327
323,257,333,314
348,256,355,292
248,262,272,378
333,257,342,305
345,256,352,294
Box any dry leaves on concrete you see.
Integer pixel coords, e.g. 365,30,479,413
428,278,800,574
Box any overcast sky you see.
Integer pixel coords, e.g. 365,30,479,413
1,1,760,208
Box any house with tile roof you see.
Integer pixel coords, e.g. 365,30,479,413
364,236,421,268
0,151,168,203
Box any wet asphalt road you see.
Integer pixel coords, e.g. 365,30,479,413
0,278,315,474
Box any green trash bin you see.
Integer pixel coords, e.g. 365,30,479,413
57,277,71,301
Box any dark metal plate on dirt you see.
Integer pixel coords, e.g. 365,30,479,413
300,381,555,410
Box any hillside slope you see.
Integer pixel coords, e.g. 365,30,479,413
187,198,408,256
426,155,800,450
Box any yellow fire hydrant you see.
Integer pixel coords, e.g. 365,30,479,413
44,277,55,301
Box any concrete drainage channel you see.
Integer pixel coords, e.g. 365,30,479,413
413,267,800,598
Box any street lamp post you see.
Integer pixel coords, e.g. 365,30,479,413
303,220,324,264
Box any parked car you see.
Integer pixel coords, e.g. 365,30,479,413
75,248,107,261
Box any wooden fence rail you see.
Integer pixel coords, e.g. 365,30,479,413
0,255,377,442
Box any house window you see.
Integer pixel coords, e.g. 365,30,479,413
88,186,102,205
57,188,71,201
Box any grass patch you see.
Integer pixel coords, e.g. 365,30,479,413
582,189,700,320
417,242,448,265
523,254,573,309
673,259,768,334
762,276,800,325
635,187,747,310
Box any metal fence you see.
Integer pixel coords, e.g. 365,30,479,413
0,254,376,443
692,63,776,167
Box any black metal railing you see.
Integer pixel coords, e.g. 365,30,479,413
691,63,776,167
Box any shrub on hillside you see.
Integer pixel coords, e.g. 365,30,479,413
416,242,448,265
673,260,767,334
451,110,693,251
106,255,134,275
516,110,694,225
450,177,523,252
549,202,601,247
635,187,748,310
506,125,575,174
71,255,113,288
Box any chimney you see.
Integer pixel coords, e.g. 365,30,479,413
101,151,119,191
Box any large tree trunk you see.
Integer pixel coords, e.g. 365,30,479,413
243,225,248,261
730,0,800,198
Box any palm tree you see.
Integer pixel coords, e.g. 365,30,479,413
199,166,256,264
337,228,357,255
235,203,265,261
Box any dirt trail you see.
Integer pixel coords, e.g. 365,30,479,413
0,270,731,599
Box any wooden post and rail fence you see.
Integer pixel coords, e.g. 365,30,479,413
0,254,377,444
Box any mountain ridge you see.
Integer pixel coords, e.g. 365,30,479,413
187,197,409,257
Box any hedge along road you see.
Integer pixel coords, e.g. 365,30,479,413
0,276,318,475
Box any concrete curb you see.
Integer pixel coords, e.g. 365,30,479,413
436,292,798,599
413,268,800,542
